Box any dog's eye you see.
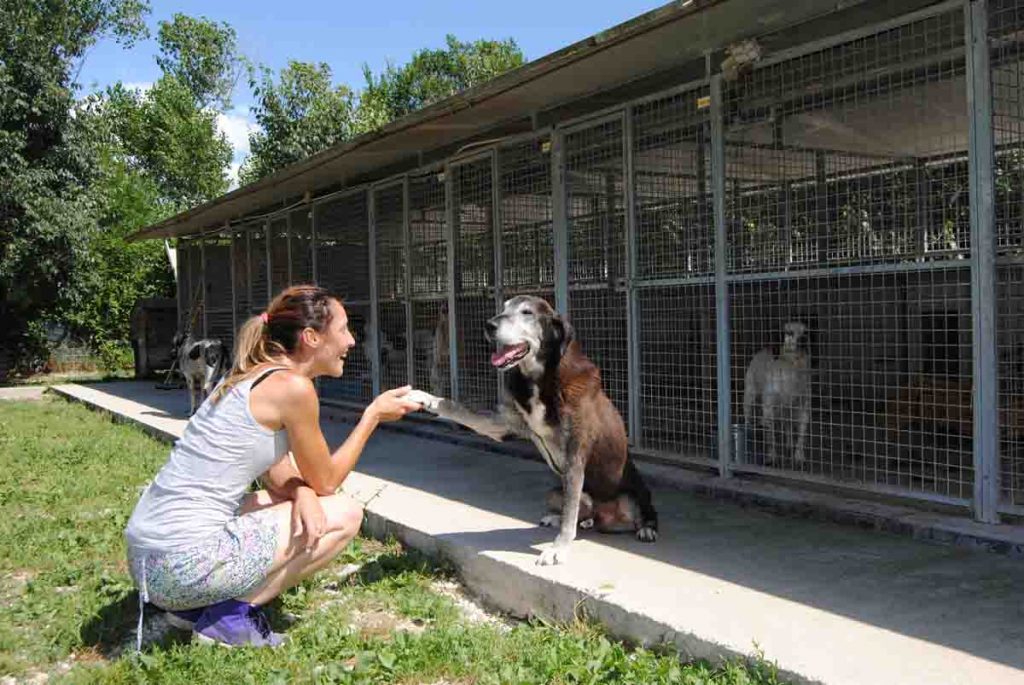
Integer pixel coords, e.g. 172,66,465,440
522,309,533,317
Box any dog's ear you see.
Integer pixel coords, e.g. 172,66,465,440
552,315,576,356
187,343,202,361
203,342,222,368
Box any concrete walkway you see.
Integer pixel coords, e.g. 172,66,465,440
45,381,1024,685
0,386,46,401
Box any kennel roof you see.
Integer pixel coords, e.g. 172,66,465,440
130,0,950,242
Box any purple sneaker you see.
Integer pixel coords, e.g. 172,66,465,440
193,599,286,648
165,606,205,631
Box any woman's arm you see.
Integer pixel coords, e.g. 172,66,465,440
278,375,420,495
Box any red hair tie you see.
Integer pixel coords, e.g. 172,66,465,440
259,312,269,325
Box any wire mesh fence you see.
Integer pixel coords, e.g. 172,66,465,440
181,0,1024,518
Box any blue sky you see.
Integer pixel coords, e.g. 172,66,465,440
78,1,665,183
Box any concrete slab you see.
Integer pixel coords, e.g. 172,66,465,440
0,386,46,401
50,381,1024,685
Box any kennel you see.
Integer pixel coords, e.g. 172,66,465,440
141,0,1024,524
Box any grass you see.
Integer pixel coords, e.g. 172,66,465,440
0,398,787,685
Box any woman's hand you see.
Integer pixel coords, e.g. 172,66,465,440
365,385,423,424
291,487,325,552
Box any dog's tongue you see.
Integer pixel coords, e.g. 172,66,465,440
491,342,528,368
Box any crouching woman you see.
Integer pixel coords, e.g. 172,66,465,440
124,285,422,647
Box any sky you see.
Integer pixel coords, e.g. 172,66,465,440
77,1,666,184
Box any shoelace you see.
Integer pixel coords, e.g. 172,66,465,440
247,605,273,639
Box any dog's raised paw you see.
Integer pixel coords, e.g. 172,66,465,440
405,389,442,411
539,514,561,528
536,546,569,566
636,526,658,543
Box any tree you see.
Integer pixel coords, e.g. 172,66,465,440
238,61,355,185
0,0,150,376
155,12,240,110
240,36,525,184
353,35,524,133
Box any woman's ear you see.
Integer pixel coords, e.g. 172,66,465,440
300,326,321,349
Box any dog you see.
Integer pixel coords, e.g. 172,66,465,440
174,333,230,416
407,295,657,566
742,321,811,464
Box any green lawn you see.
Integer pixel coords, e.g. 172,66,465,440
0,397,786,684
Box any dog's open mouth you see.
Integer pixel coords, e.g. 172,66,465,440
491,342,529,369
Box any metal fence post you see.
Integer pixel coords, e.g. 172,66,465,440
200,229,208,338
445,167,460,402
711,73,733,478
491,150,505,405
965,0,1000,524
552,131,569,316
403,176,415,387
368,189,381,398
624,109,642,444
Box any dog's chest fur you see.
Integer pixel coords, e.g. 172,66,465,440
508,373,567,474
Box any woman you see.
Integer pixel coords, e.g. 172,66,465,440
125,285,423,648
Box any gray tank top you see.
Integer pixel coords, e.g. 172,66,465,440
124,367,290,553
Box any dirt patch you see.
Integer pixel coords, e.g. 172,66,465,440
348,608,426,638
430,579,512,631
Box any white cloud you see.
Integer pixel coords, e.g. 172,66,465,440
216,109,257,159
123,81,153,94
217,109,257,190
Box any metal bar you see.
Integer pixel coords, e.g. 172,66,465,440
552,130,569,315
310,203,318,285
246,230,253,315
264,219,272,305
229,227,237,339
368,189,381,398
624,107,641,445
200,230,208,337
491,150,504,405
726,258,971,284
965,0,1000,524
711,74,732,479
634,275,717,289
445,166,460,402
285,210,293,285
728,463,973,509
403,176,415,387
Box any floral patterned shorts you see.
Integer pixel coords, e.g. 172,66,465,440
127,509,280,611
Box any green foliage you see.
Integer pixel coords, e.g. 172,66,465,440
240,35,525,184
156,13,241,110
0,0,150,372
239,61,355,186
354,34,525,134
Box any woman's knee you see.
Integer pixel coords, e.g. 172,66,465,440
320,493,364,534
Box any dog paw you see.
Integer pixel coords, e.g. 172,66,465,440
539,514,561,528
536,545,570,566
405,389,442,411
636,526,658,543
578,518,594,530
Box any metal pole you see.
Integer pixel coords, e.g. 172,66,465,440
445,166,460,402
264,219,272,305
403,177,415,387
368,189,381,397
286,211,293,285
711,74,733,478
228,225,237,339
624,109,642,444
552,130,569,315
310,202,319,285
246,230,253,317
965,0,1000,524
200,229,208,338
491,151,505,405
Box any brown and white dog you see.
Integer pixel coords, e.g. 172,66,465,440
408,296,657,566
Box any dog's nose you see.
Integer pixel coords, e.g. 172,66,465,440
484,318,499,338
